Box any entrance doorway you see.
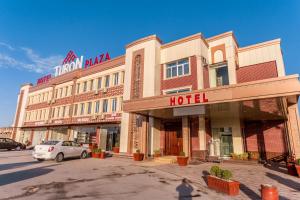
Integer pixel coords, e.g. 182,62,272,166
212,127,233,157
164,122,183,156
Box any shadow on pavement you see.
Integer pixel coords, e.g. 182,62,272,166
266,172,300,191
0,165,56,186
0,161,40,171
176,178,200,200
239,183,260,199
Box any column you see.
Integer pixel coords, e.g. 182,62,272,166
286,100,300,159
198,117,206,150
141,116,149,158
182,116,190,157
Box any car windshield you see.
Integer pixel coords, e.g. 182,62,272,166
41,141,59,145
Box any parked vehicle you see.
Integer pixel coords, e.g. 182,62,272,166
0,138,26,150
32,140,89,162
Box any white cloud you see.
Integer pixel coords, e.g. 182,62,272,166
0,42,63,74
0,42,14,51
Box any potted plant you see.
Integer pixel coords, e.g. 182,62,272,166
177,151,188,166
154,149,161,158
286,155,297,176
99,149,106,159
92,148,100,158
207,165,240,196
295,158,300,177
133,149,144,161
113,142,120,154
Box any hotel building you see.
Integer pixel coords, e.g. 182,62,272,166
12,31,300,160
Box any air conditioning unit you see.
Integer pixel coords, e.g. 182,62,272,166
94,90,99,95
102,88,107,93
92,115,97,120
47,100,51,104
51,99,56,104
48,119,53,123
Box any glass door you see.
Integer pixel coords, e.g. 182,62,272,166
220,127,233,157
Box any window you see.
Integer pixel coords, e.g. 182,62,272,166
62,106,66,117
165,88,191,94
55,89,58,99
112,98,117,112
52,108,55,118
76,83,80,94
102,99,108,113
87,102,92,114
56,107,60,118
90,80,94,91
95,101,100,113
65,87,68,97
216,65,229,86
105,75,110,88
97,77,102,90
166,58,189,78
83,81,87,92
113,73,119,86
80,103,85,115
59,88,63,98
73,104,78,116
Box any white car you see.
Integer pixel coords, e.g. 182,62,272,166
32,140,89,162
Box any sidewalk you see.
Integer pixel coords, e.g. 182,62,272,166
137,160,300,200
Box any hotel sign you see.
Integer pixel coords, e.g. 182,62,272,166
169,93,208,106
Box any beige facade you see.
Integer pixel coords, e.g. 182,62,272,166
13,31,300,161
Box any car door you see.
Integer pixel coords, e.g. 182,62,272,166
6,139,15,149
0,138,6,149
71,142,82,157
61,141,73,158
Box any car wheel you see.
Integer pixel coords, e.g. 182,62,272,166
15,146,21,151
81,151,88,159
7,149,11,151
37,158,44,162
55,153,64,162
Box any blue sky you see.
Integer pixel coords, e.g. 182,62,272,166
0,0,299,126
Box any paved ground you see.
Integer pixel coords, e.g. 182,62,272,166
0,150,299,200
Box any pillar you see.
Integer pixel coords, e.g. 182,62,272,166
140,116,149,158
286,99,300,159
199,117,206,150
182,116,190,157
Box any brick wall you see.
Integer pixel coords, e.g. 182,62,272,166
244,120,287,160
236,61,278,83
160,56,198,93
203,65,210,89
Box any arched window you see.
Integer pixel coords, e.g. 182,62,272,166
132,55,141,99
214,50,224,63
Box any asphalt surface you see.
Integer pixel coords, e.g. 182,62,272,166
0,150,213,200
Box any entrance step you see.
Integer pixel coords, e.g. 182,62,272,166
207,156,221,163
112,152,133,159
154,156,177,164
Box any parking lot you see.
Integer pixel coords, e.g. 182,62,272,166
0,150,299,200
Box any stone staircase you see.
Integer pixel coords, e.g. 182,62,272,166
154,156,178,164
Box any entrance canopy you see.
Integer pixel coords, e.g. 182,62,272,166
123,75,300,119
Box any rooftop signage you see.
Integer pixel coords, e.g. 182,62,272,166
36,50,111,85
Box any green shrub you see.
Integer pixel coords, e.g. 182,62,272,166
179,151,185,157
136,149,141,153
210,166,233,180
296,159,300,166
221,169,232,180
115,142,119,147
210,166,220,176
92,148,97,153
